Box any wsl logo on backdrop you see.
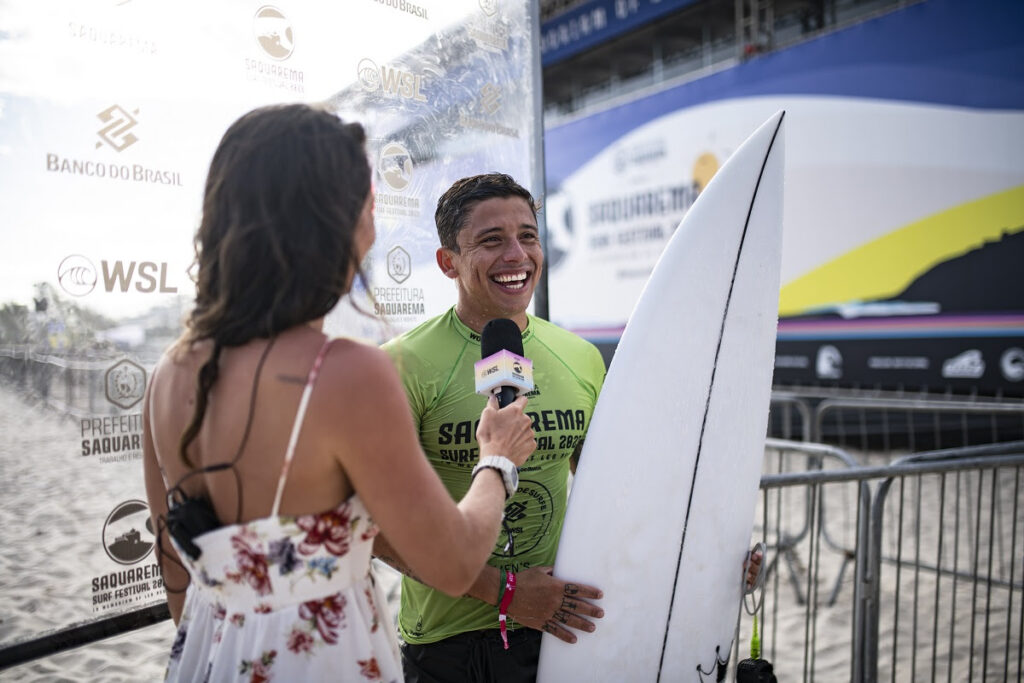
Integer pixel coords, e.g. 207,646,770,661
57,255,178,298
245,6,304,93
357,58,428,102
57,255,98,297
95,105,139,152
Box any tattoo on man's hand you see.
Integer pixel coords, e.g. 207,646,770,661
554,610,570,624
561,597,578,611
564,583,580,595
543,622,558,635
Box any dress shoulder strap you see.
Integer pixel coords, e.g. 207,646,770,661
270,336,334,517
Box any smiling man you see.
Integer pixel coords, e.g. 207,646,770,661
377,173,608,682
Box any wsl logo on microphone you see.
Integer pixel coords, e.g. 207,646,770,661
474,349,534,397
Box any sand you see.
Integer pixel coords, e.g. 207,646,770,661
1,380,1021,681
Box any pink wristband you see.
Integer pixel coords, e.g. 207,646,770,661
498,571,516,650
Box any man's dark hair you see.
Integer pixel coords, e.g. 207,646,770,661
434,173,538,251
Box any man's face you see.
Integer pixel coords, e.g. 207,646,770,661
437,196,543,332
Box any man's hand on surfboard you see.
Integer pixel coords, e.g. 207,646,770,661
508,566,604,643
743,546,765,594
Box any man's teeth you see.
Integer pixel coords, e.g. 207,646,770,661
493,273,527,288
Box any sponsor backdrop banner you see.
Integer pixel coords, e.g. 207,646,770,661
544,0,1024,396
0,0,542,646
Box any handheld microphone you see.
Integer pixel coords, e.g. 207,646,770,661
476,318,534,408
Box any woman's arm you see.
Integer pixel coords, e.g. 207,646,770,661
141,369,190,625
325,344,534,597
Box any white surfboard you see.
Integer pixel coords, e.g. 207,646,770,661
537,111,785,681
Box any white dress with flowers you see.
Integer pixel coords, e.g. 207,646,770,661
164,340,401,682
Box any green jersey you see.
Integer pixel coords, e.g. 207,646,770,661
383,308,606,644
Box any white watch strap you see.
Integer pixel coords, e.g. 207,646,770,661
473,455,517,498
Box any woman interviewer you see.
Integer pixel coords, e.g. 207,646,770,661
143,103,535,681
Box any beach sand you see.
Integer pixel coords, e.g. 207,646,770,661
1,382,1021,680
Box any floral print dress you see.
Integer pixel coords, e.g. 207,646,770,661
163,339,401,682
165,496,400,682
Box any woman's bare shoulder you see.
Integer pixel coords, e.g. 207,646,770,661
322,337,397,380
313,337,406,411
149,337,215,402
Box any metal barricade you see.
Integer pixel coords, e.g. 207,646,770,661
810,394,1024,611
768,391,814,443
740,440,1024,682
740,439,867,681
866,442,1024,682
813,394,1024,453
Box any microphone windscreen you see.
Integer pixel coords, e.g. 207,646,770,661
481,318,523,359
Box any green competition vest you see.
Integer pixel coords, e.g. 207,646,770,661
383,308,606,643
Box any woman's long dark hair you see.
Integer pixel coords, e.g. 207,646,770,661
178,103,371,466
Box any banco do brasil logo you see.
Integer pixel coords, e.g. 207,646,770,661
96,105,139,152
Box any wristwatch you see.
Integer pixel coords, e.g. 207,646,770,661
472,455,519,500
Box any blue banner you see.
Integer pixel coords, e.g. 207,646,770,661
541,0,700,66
